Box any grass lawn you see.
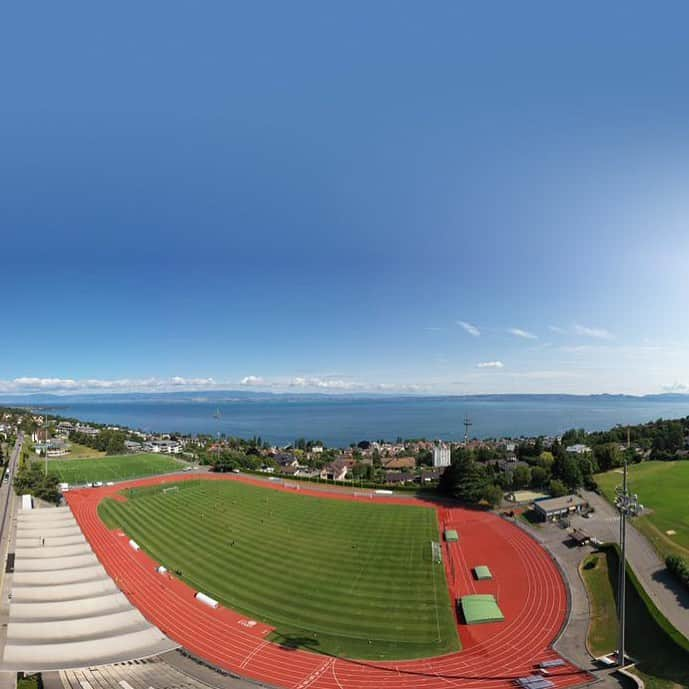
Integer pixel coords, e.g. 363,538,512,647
99,479,460,660
57,441,105,460
48,453,188,484
596,461,689,559
580,546,689,689
579,553,619,656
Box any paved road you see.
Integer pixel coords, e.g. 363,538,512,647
0,435,21,533
0,436,22,689
570,490,689,642
516,518,633,689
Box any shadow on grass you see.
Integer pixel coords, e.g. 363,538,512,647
601,546,689,687
270,633,321,652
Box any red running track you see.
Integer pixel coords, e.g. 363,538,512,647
67,475,591,689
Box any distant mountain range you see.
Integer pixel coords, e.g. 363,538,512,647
1,389,688,407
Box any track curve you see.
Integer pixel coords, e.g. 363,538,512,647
67,474,590,689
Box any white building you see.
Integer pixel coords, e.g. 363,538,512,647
432,443,451,468
145,439,182,454
566,444,591,455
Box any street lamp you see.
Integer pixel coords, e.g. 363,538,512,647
614,458,642,668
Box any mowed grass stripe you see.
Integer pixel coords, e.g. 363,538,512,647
49,454,188,484
121,485,435,582
123,504,435,609
99,480,459,659
127,489,435,598
112,499,438,626
103,497,439,639
109,492,440,628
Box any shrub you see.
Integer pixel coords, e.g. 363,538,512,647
666,554,689,589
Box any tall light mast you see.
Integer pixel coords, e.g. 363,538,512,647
614,427,641,668
463,415,472,445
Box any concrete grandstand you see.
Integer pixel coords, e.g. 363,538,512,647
0,505,177,671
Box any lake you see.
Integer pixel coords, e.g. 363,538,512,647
37,395,689,447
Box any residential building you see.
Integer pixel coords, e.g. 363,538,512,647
56,421,75,436
75,424,100,437
384,471,415,484
420,468,441,483
432,443,451,468
145,439,182,454
320,458,350,481
275,453,298,469
34,439,69,458
383,456,416,470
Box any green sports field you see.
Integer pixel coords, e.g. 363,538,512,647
48,453,189,485
99,479,460,660
596,461,689,559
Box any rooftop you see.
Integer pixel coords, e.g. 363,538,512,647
534,495,588,513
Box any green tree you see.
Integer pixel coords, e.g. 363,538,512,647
513,464,531,489
559,454,584,488
549,479,568,497
438,454,488,503
482,483,503,508
593,443,621,472
530,465,548,487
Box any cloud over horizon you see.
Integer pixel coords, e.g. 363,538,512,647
240,375,265,386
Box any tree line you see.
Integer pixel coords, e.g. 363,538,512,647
13,456,61,504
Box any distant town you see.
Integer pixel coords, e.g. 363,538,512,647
2,405,686,504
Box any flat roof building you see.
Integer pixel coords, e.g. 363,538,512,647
533,495,589,522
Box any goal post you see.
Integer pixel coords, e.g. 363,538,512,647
431,540,442,564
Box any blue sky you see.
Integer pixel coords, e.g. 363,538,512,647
2,2,689,395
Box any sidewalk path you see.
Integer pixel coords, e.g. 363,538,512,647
571,490,689,642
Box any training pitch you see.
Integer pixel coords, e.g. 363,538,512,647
596,460,689,558
99,479,459,659
48,453,189,485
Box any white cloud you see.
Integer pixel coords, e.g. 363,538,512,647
0,376,216,394
457,320,480,337
289,376,358,390
13,377,79,389
508,328,538,340
548,325,566,334
169,376,216,386
0,374,439,396
240,375,265,386
476,361,504,369
573,324,614,340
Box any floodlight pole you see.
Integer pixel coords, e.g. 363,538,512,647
614,456,640,668
618,459,627,667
